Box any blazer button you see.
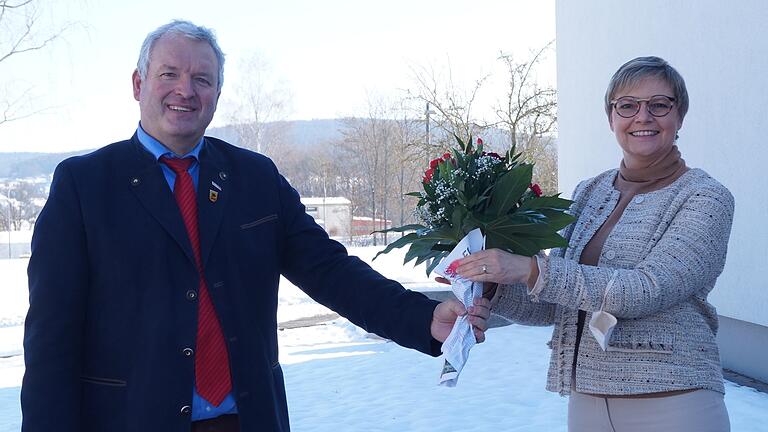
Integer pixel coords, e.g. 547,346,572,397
182,347,194,357
603,250,616,260
180,405,192,415
186,290,197,301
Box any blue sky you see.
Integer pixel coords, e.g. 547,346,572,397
0,0,554,152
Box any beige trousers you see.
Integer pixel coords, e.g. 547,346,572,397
568,390,730,432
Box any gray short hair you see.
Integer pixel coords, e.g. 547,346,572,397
604,56,688,120
137,20,225,92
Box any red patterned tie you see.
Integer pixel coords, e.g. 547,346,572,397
161,156,232,406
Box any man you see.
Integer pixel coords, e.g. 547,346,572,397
21,20,490,432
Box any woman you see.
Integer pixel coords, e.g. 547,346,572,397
453,56,734,431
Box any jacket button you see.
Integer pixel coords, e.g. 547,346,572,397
180,405,191,415
603,250,616,260
634,195,645,204
182,348,194,357
186,290,197,301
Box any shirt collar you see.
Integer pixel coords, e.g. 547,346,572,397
136,123,204,162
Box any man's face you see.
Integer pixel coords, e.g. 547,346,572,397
132,34,220,155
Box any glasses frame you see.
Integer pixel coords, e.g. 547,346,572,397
610,95,677,118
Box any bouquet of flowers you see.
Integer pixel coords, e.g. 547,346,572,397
374,136,575,275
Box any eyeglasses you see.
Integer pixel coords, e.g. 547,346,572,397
610,95,676,118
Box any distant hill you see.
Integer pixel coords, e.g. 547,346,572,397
0,119,348,179
0,150,94,179
0,118,522,179
207,118,346,149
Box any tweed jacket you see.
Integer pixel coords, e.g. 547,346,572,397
493,168,734,396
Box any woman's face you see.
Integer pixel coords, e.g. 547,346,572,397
609,77,683,166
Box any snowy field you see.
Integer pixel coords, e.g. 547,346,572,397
1,245,767,431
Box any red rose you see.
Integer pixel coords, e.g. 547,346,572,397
442,152,452,160
423,168,435,183
529,183,543,197
477,137,483,145
429,158,441,169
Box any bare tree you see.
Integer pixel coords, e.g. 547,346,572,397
406,62,490,154
225,52,292,157
339,112,388,245
1,180,46,230
0,0,70,127
282,143,341,199
494,41,558,192
0,191,13,231
390,103,424,232
335,95,429,245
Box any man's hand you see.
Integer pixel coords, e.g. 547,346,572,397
430,297,491,343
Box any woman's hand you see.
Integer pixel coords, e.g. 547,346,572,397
452,249,534,285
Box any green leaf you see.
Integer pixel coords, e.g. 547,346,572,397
414,249,446,267
404,239,440,264
453,133,467,152
465,214,490,232
372,232,420,260
450,206,468,237
531,233,570,249
372,224,425,235
483,212,573,256
517,195,573,212
486,231,540,256
421,226,457,241
456,190,468,207
537,209,576,231
510,207,575,232
426,255,447,276
465,135,475,153
487,219,553,236
487,164,533,217
513,209,548,224
371,224,427,234
430,243,455,251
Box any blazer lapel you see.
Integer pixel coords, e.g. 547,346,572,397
197,139,230,268
567,177,620,261
126,137,196,264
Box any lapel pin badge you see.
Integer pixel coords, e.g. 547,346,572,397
209,189,219,203
211,180,222,191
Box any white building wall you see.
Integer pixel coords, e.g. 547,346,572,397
556,0,768,381
557,0,768,326
301,197,352,238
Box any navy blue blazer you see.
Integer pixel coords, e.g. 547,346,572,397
22,136,440,432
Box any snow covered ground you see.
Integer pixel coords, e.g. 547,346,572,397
1,246,767,431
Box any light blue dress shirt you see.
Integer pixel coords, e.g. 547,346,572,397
136,125,238,421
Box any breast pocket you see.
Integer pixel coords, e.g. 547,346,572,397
607,327,675,354
233,213,280,267
240,214,278,230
